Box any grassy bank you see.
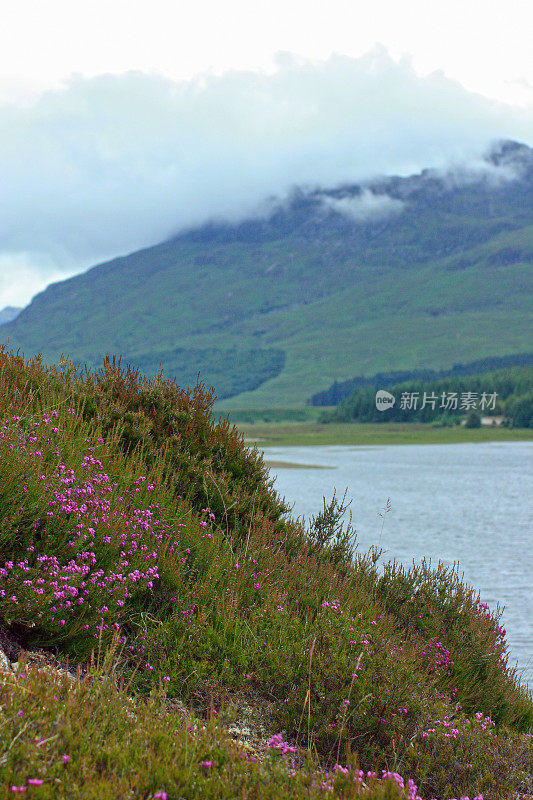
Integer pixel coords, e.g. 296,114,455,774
236,421,533,447
0,348,531,799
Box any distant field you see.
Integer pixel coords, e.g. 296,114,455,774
236,421,533,447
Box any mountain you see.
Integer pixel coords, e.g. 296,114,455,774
2,139,533,407
0,307,22,326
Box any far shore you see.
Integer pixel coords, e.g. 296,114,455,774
238,421,533,447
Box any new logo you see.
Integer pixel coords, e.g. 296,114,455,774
375,390,396,411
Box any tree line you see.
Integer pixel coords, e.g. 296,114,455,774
310,353,533,406
321,365,533,427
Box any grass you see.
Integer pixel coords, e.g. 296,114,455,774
1,649,513,800
235,421,533,447
0,347,532,799
220,407,325,424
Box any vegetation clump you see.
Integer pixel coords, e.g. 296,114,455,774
0,346,531,799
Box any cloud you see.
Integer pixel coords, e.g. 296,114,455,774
322,190,405,221
0,47,532,307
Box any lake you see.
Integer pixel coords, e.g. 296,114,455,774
265,441,533,689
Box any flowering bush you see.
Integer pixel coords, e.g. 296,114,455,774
0,412,183,652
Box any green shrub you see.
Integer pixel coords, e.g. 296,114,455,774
465,410,481,428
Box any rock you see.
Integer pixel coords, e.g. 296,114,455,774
0,617,24,661
0,646,10,672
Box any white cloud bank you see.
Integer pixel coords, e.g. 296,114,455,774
0,48,532,308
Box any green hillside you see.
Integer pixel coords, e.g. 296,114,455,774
3,140,533,407
0,348,531,798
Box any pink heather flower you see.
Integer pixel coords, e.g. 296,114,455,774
333,764,350,775
163,676,170,682
27,780,44,786
200,760,213,768
62,755,70,764
268,733,296,756
153,793,167,799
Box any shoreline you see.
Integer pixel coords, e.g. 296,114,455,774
239,421,533,447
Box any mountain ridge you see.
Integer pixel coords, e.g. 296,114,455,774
3,139,533,407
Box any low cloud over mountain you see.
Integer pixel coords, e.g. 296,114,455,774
321,190,405,222
1,47,532,306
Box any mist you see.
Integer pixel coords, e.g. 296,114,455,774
321,190,405,221
1,47,532,307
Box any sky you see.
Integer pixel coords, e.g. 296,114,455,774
1,0,532,308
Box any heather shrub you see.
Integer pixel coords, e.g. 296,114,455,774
405,708,533,798
307,489,357,565
375,560,533,730
0,348,291,545
78,357,291,542
0,406,196,659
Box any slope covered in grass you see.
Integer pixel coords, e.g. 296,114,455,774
0,348,531,799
